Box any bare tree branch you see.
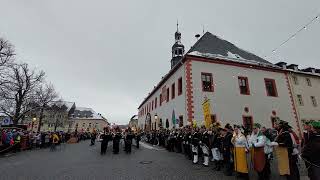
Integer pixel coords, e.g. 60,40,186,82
0,38,15,87
34,82,59,131
0,63,45,125
0,37,15,67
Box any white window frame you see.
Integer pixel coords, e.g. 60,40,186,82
311,96,317,107
297,94,304,106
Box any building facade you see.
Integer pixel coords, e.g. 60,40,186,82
69,107,108,133
276,63,320,124
137,30,319,136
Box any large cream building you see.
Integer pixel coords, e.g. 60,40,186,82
137,29,320,137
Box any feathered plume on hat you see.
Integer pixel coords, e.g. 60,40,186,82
253,123,261,129
310,121,320,129
302,119,315,126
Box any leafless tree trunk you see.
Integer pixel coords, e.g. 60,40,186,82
0,63,45,125
35,83,58,132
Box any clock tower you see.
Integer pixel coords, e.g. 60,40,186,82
171,23,185,69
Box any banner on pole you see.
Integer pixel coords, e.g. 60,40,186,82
202,97,212,129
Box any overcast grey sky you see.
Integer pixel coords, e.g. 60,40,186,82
1,0,319,124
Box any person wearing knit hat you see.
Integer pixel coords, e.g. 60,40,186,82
248,122,267,180
302,120,320,180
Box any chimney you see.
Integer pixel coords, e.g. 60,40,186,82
275,62,287,69
302,67,316,74
287,64,299,71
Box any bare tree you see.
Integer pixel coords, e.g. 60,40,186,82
0,37,14,67
46,100,68,132
34,83,59,132
0,63,45,125
0,38,15,86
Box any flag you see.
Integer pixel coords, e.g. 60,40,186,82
172,109,176,127
202,98,212,128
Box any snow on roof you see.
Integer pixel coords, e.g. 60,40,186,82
188,50,278,68
64,102,75,111
72,107,104,120
188,32,272,65
48,101,75,112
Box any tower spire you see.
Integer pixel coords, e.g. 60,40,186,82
177,20,179,32
202,24,205,34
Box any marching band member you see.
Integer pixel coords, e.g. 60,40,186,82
211,123,223,171
191,128,200,164
112,127,122,154
200,127,210,167
183,126,192,160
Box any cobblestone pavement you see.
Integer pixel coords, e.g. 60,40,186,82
0,141,308,180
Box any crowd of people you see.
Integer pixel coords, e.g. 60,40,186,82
1,120,319,180
0,128,97,153
0,129,65,153
144,120,320,180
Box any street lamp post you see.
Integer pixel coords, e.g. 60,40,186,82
31,117,37,132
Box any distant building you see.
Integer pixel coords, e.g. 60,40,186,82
25,101,76,132
69,107,108,133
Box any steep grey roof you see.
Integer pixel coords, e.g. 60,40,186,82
48,101,75,112
72,107,104,120
188,32,272,65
